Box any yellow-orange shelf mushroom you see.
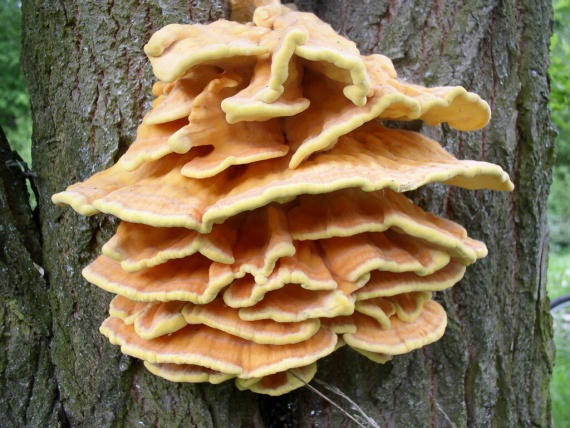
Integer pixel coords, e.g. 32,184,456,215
52,0,513,395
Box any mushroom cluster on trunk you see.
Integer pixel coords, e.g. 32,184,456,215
52,0,513,395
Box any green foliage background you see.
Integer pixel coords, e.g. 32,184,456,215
548,0,570,251
0,0,32,166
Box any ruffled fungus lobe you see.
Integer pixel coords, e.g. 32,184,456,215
52,0,513,395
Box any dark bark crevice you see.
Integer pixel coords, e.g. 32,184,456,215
0,126,61,427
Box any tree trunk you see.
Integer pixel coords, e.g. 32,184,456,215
3,0,553,426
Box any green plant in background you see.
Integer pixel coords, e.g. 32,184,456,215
549,0,570,232
548,252,570,428
550,0,570,157
0,0,32,166
548,1,570,426
548,166,570,253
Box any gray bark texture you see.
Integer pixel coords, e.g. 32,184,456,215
0,0,553,426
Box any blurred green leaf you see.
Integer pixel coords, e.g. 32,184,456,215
0,0,32,165
550,0,570,174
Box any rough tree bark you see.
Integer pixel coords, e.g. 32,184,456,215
0,0,554,426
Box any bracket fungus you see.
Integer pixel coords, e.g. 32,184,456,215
52,0,513,396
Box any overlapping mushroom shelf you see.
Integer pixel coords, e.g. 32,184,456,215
52,0,513,396
91,192,477,395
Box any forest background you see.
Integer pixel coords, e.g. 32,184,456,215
1,0,569,425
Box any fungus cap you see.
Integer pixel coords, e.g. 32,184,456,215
145,362,236,384
182,297,322,345
52,123,513,232
100,316,337,378
344,300,447,355
235,363,317,395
